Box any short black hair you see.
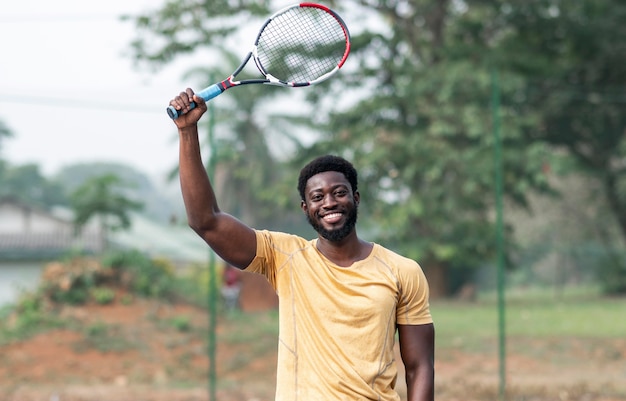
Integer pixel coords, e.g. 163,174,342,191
298,155,358,201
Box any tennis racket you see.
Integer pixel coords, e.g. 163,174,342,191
167,2,351,119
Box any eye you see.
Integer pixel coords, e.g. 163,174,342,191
334,189,348,197
310,194,323,202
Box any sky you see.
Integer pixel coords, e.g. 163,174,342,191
0,0,199,183
0,0,357,185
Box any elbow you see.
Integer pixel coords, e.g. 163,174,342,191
188,220,204,236
186,212,218,236
407,359,434,381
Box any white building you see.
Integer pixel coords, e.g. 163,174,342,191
0,196,210,306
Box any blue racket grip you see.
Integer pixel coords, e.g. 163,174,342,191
166,84,223,120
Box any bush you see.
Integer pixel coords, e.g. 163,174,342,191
169,315,192,332
42,259,103,305
91,287,116,304
595,251,626,295
102,250,176,298
0,294,65,344
38,250,177,307
573,242,626,296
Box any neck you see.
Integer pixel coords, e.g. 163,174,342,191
316,231,373,267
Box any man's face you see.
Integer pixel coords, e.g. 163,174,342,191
301,171,359,242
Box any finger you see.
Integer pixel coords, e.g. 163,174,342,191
169,93,183,105
170,92,192,112
193,94,206,106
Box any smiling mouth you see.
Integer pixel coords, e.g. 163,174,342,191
322,212,343,224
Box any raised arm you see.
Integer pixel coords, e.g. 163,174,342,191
169,88,257,269
398,323,435,401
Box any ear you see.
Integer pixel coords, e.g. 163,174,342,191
353,191,360,205
300,199,308,213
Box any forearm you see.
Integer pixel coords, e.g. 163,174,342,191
178,125,220,231
170,88,255,267
406,364,434,401
176,120,257,269
399,323,435,401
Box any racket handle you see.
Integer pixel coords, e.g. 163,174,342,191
166,84,224,120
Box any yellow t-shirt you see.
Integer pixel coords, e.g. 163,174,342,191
246,230,432,401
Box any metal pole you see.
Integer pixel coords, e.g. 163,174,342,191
206,76,218,401
491,68,506,401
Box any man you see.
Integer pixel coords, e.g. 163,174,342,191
169,88,435,401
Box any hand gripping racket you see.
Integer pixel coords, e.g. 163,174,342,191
167,2,351,119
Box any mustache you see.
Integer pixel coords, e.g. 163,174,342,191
306,206,358,242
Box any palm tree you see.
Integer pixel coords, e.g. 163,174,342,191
70,174,143,250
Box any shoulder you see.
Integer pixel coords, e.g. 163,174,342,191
372,244,428,290
247,230,312,276
373,244,421,270
255,229,311,250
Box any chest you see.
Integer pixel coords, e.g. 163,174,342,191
277,253,400,324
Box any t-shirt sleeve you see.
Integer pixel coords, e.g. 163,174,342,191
244,230,278,289
396,261,433,325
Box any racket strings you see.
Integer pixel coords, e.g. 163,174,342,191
256,7,348,84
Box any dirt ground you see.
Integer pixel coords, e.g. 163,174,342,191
1,295,625,401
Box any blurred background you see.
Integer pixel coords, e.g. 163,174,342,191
1,0,625,400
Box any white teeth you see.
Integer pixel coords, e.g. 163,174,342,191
323,213,342,220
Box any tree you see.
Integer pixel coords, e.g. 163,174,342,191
0,120,11,149
127,5,307,230
500,1,626,232
0,163,68,208
293,0,555,296
0,121,69,209
0,120,13,188
70,174,144,247
58,162,178,224
126,0,624,296
496,0,626,294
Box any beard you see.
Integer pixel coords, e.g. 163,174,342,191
306,206,358,242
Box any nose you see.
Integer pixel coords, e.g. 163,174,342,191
321,193,338,209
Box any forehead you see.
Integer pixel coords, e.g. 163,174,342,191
305,171,350,192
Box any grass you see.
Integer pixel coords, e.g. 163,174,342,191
73,321,138,353
212,286,625,347
219,309,280,344
209,286,625,358
431,286,626,350
1,284,624,400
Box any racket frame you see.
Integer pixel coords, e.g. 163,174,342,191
167,2,350,119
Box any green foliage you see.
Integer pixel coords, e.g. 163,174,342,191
432,290,626,350
39,252,178,307
500,0,626,242
170,262,217,307
91,287,116,305
128,4,311,231
12,295,47,331
76,321,135,352
51,285,90,305
103,250,176,298
126,0,626,296
0,251,198,346
300,0,626,295
0,294,65,345
168,315,192,332
0,163,68,208
0,119,12,154
70,173,144,235
591,248,626,295
47,266,96,306
299,2,555,276
126,1,273,66
57,162,177,224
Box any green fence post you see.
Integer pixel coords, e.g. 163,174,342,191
206,77,218,401
491,68,507,401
